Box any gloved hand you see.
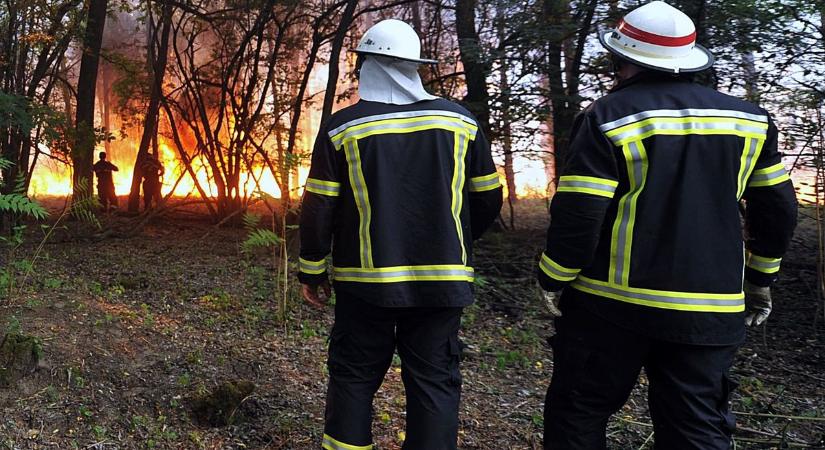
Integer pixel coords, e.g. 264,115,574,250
744,281,772,326
537,282,563,317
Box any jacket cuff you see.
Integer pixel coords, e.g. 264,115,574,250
298,256,329,285
744,253,781,287
537,252,580,291
745,252,782,287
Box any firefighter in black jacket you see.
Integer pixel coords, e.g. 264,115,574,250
536,2,797,449
298,19,502,450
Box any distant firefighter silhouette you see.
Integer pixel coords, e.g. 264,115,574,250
93,152,119,212
140,154,164,210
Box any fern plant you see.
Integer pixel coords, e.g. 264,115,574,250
241,212,282,253
0,158,47,220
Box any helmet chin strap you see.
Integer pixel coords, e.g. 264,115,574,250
355,55,365,80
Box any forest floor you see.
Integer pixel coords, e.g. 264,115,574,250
0,198,823,449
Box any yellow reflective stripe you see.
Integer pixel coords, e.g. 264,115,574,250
337,124,474,149
306,178,341,197
558,176,619,187
331,116,478,148
539,253,581,282
299,257,327,275
469,173,502,192
748,163,790,188
604,117,768,146
450,131,470,264
599,109,768,132
344,140,373,268
747,254,782,274
332,265,474,283
609,140,648,286
306,178,340,188
736,137,764,199
571,276,745,313
557,176,619,198
328,110,478,137
322,434,373,450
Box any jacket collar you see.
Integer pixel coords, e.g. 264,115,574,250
610,70,692,93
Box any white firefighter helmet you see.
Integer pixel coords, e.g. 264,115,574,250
599,1,713,73
354,19,438,64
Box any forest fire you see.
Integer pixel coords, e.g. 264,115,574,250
28,137,309,200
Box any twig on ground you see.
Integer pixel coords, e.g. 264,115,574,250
734,411,825,422
637,431,654,450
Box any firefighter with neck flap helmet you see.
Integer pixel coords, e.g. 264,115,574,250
536,2,797,449
298,18,502,450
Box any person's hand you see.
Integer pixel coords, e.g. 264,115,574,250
302,280,332,308
744,281,772,326
537,282,563,317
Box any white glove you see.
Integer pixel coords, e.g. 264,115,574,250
744,281,772,326
537,283,563,317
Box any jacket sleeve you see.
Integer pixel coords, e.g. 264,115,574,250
538,110,619,291
742,116,798,287
466,126,503,240
298,125,342,285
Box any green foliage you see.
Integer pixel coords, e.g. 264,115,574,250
0,156,48,221
0,194,48,220
69,178,101,227
241,213,282,252
243,228,282,252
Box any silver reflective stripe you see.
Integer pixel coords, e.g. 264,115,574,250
328,110,477,138
748,258,781,270
452,132,468,264
600,109,769,132
332,118,475,148
613,140,645,285
737,138,760,199
333,266,474,280
573,277,745,307
299,258,326,272
306,181,340,195
558,180,617,193
539,257,578,281
608,120,767,145
471,176,500,190
344,141,372,268
749,168,787,183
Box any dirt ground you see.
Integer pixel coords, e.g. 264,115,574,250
0,199,823,449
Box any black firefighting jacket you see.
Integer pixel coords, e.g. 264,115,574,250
539,72,797,345
299,99,503,307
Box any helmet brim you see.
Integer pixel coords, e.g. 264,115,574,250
352,49,438,65
598,29,714,74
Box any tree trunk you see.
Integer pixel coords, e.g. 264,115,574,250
545,0,573,174
128,0,172,212
72,0,108,202
742,51,759,104
455,0,491,138
497,15,517,210
99,69,111,153
320,0,357,124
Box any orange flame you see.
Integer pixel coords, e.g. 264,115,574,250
29,137,310,201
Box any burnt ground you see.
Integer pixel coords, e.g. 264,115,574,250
0,199,823,449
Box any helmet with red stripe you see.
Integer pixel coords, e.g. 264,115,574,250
599,1,713,73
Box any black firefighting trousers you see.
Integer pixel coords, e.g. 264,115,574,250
544,305,740,450
323,294,463,450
